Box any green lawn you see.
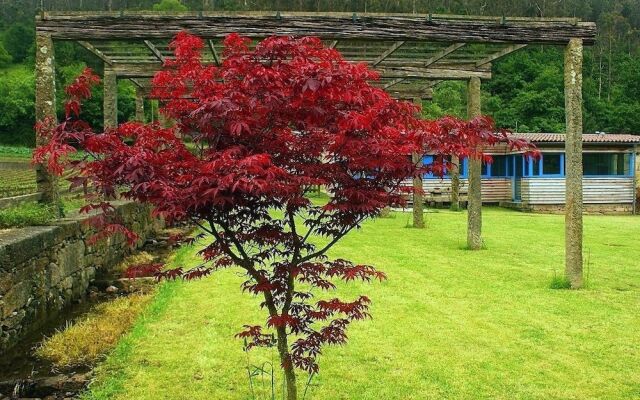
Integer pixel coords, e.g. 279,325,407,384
85,208,640,400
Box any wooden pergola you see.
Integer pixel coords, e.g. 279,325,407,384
34,11,596,287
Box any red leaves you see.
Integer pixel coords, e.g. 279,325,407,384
124,263,163,279
33,31,537,378
267,313,299,329
236,325,276,350
64,68,100,111
317,296,372,320
87,223,139,247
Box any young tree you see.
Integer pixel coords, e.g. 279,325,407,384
35,32,535,399
152,0,189,11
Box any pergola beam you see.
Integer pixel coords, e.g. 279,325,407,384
423,42,465,67
108,62,492,80
383,77,405,89
129,78,144,88
144,40,166,63
371,41,405,66
475,44,527,67
207,39,220,66
377,66,491,80
77,40,114,65
37,12,597,44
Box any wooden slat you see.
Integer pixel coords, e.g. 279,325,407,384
521,177,634,204
401,177,511,203
37,13,597,44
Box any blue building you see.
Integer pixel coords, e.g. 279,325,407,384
416,133,639,214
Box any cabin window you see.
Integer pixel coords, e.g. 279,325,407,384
583,153,631,176
482,155,508,177
492,156,508,176
541,154,563,176
481,162,489,176
422,155,455,178
524,158,538,176
421,155,434,178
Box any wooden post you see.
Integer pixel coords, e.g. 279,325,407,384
34,33,59,206
564,38,584,288
135,86,145,123
103,67,117,129
412,96,425,228
467,77,482,250
450,155,460,211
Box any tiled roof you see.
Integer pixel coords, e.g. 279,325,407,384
507,133,640,144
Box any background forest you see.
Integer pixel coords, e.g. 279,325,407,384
0,0,638,146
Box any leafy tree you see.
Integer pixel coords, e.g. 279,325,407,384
35,33,534,399
152,0,189,11
0,41,11,67
2,23,34,63
0,66,35,146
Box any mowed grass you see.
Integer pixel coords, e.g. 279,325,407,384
85,208,640,400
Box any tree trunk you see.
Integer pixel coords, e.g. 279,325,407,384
412,151,425,228
466,77,482,250
564,38,584,289
450,155,460,211
103,68,118,129
276,327,298,400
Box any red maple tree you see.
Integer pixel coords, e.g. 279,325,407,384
34,32,535,399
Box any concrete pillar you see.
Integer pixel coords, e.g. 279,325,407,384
158,111,168,128
135,87,145,123
412,97,425,228
450,155,460,211
564,38,584,289
103,68,117,129
412,151,425,228
34,33,59,206
467,77,482,250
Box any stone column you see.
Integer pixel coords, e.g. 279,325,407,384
412,151,425,228
635,144,639,215
158,111,168,128
135,87,145,123
34,33,59,206
467,77,482,250
564,38,584,289
103,68,117,129
450,155,460,211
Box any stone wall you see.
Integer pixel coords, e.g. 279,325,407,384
0,201,162,353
